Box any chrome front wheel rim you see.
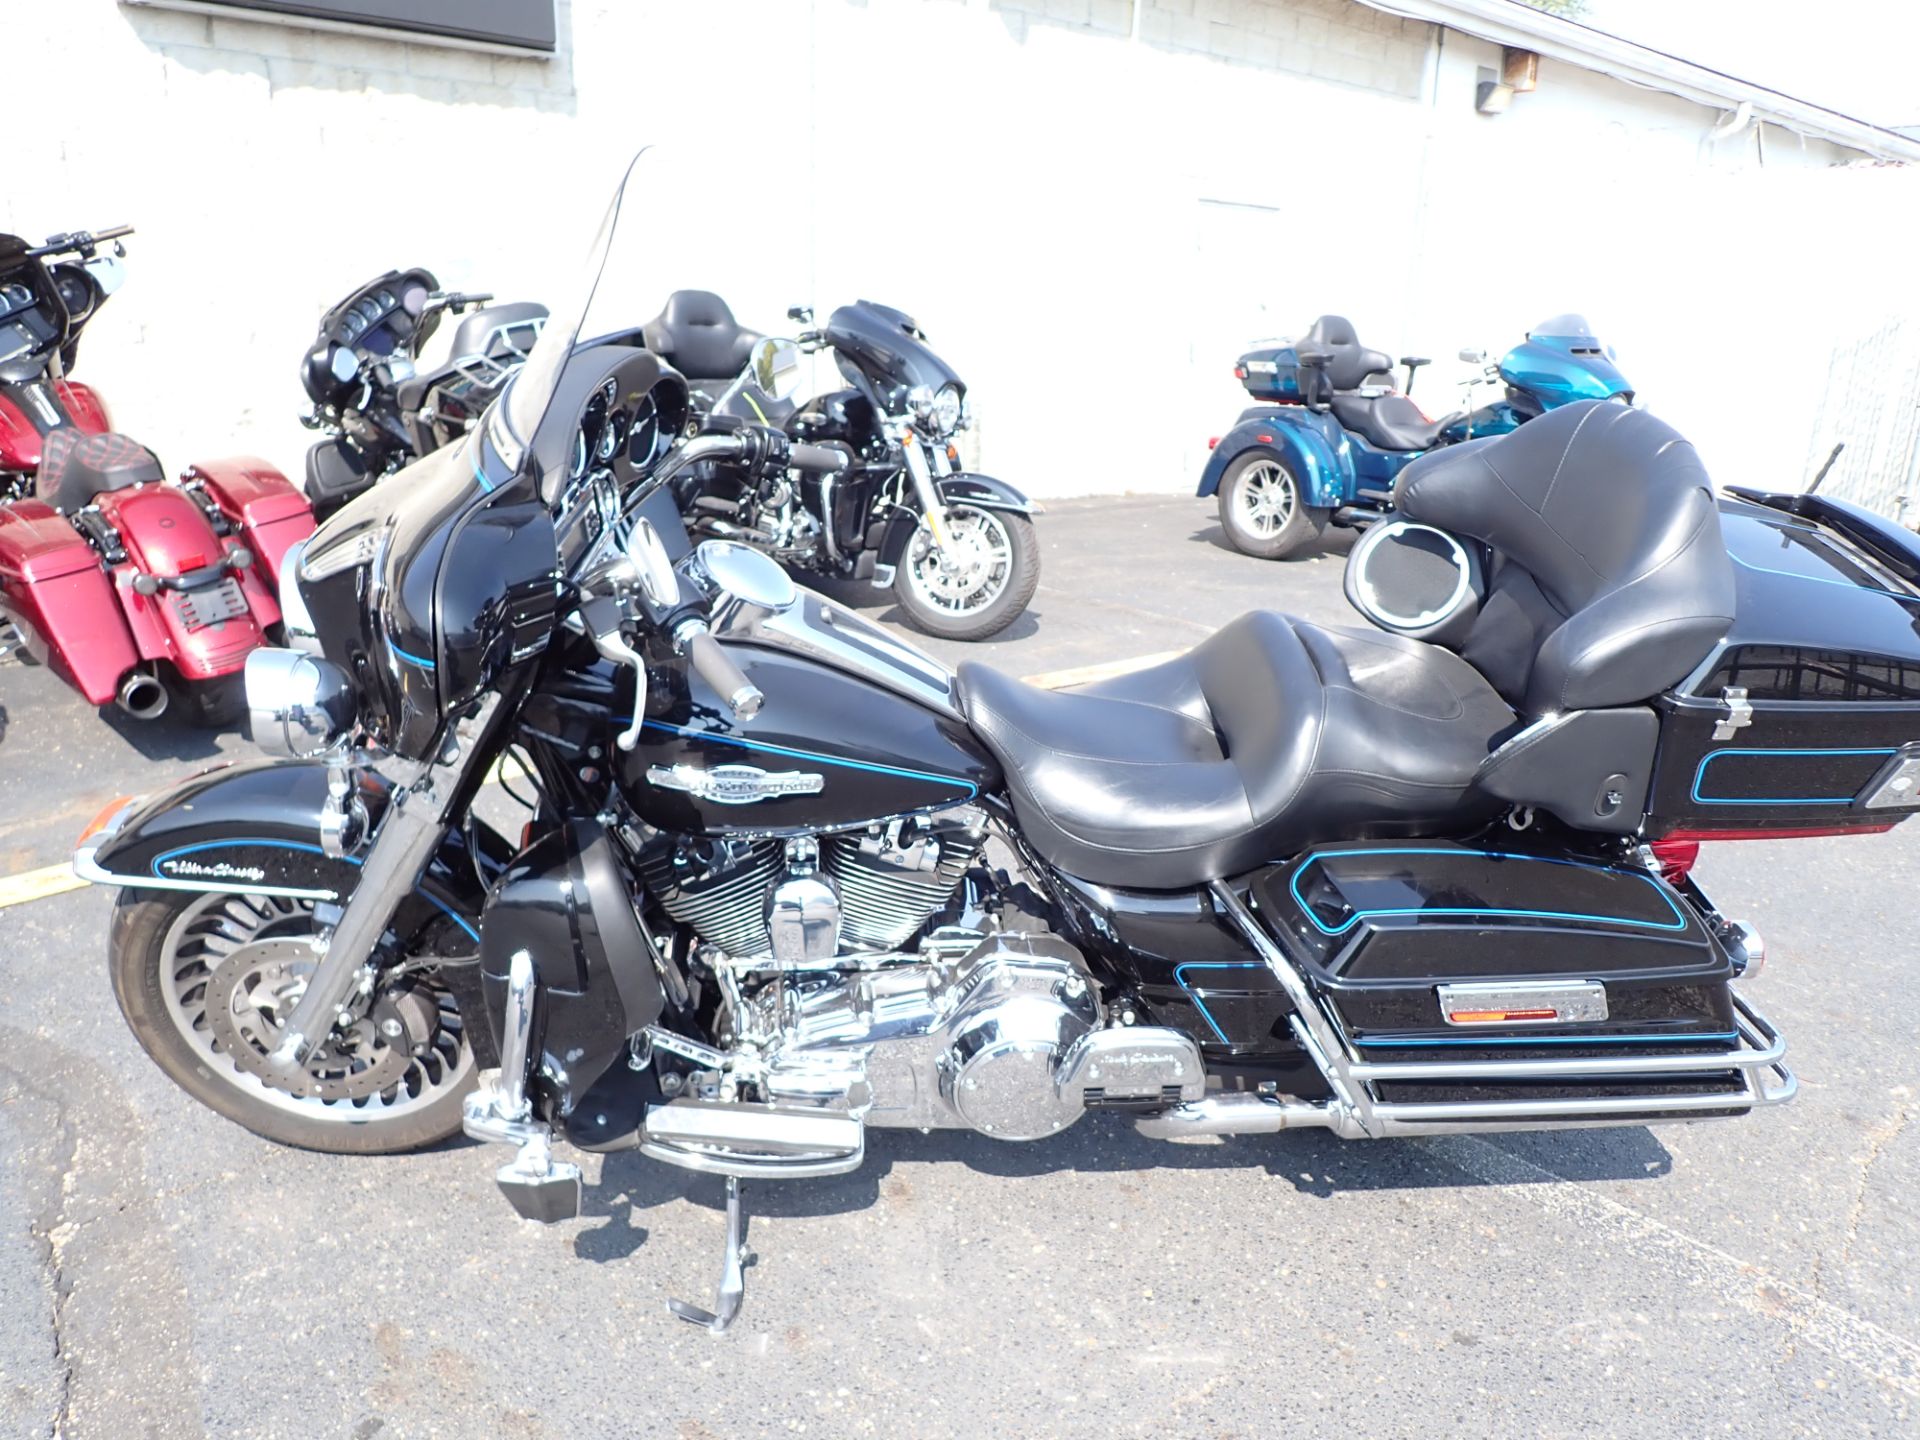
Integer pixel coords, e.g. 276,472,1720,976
158,892,472,1123
904,506,1016,617
1234,461,1296,537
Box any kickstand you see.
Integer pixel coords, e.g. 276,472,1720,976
669,1175,751,1333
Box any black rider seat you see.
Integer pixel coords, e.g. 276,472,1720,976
958,612,1515,889
641,290,762,393
35,429,165,514
1330,392,1454,452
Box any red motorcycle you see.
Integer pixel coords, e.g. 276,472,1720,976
0,226,314,724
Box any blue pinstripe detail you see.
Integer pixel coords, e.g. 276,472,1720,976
637,718,978,799
1173,962,1269,1045
150,840,479,941
1288,848,1690,938
1729,550,1920,606
390,642,437,672
1690,747,1894,805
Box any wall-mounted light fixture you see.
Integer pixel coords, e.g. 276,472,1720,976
1476,46,1540,116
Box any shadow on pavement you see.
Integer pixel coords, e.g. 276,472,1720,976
97,705,237,764
574,1111,1673,1257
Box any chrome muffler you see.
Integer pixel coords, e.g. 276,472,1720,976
114,667,168,721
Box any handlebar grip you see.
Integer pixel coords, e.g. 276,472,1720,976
94,224,135,241
687,631,763,720
787,444,848,474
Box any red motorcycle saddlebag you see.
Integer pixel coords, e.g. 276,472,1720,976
0,499,137,704
180,457,316,589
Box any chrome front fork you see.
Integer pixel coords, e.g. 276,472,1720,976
900,433,953,551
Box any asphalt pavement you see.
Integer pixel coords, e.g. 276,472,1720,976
0,497,1915,1439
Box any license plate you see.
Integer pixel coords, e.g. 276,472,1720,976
1245,360,1280,374
173,578,249,631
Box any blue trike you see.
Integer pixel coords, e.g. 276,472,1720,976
1198,313,1632,558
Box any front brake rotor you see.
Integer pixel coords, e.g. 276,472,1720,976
204,939,410,1101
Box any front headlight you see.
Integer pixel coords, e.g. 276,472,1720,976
245,648,356,759
932,384,963,437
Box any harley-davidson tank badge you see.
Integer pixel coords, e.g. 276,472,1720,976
645,763,825,805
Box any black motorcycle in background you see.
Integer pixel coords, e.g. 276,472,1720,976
655,294,1043,641
299,267,546,519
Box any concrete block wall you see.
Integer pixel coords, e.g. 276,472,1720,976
0,0,1888,502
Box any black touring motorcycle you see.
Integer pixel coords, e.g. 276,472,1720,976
299,267,546,520
77,153,1920,1331
650,292,1043,641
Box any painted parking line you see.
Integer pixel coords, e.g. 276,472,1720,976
0,650,1178,912
0,863,89,910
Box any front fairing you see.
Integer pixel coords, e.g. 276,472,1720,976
823,301,962,413
1499,328,1630,409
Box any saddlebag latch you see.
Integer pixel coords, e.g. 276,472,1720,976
1711,685,1753,741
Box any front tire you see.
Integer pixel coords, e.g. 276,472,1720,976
892,505,1041,641
1216,452,1329,560
109,889,475,1154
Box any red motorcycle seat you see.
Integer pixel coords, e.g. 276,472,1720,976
37,428,164,514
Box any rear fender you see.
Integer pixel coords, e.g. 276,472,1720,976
1197,410,1350,508
74,758,504,952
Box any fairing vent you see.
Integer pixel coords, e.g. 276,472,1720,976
822,829,981,952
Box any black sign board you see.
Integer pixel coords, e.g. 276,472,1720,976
128,0,557,53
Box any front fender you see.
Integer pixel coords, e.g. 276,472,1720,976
1197,410,1351,507
937,472,1039,516
73,757,502,950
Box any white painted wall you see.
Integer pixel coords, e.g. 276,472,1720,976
4,0,1902,507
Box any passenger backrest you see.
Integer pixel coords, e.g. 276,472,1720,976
641,290,762,384
1304,314,1395,392
1395,400,1734,715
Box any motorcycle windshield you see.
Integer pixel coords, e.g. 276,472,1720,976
487,146,790,494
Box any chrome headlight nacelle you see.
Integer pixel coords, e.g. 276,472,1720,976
245,647,356,759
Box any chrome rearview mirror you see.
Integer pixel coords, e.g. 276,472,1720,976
748,337,806,403
623,517,680,608
694,539,796,612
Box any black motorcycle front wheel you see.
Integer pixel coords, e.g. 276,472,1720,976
109,889,475,1154
1216,452,1329,560
892,505,1041,641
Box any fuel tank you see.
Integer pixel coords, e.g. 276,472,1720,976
617,591,997,836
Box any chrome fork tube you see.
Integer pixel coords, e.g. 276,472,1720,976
268,702,497,1072
900,437,953,550
496,950,538,1118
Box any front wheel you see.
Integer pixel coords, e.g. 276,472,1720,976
1216,452,1330,560
892,505,1041,641
108,889,476,1154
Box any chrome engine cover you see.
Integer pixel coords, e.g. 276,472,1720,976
738,929,1199,1142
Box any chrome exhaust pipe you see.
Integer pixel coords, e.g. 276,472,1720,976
1134,1093,1358,1141
115,667,169,721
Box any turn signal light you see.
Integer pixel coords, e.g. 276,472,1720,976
1207,436,1220,450
76,796,134,847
